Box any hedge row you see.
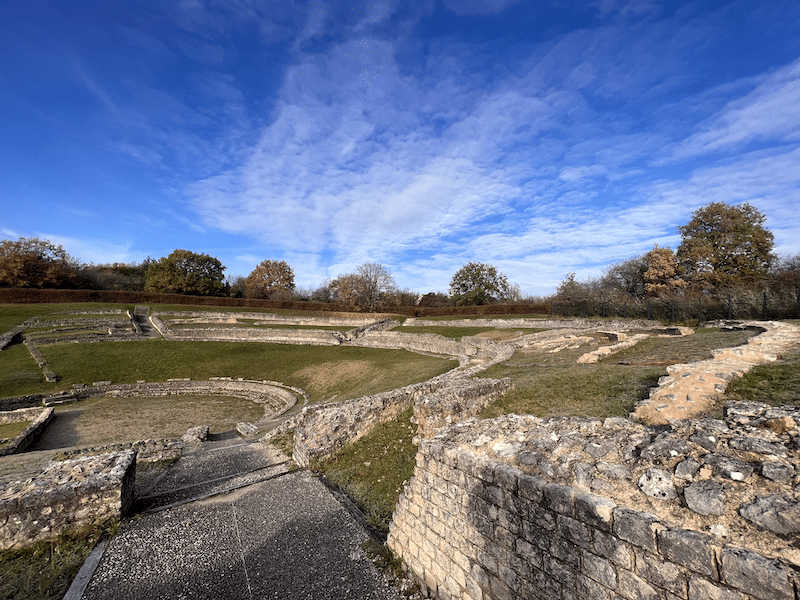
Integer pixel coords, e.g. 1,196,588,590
0,288,551,318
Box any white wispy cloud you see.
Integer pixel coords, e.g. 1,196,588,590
671,57,800,159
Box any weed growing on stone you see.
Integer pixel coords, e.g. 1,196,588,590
0,519,117,600
313,406,417,534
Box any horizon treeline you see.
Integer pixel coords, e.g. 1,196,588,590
1,202,798,313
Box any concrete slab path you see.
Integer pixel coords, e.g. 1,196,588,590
77,461,403,599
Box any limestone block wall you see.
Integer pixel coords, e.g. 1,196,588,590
71,380,298,427
388,403,800,600
0,324,26,351
0,450,136,550
403,317,659,330
291,378,447,467
0,407,54,456
23,340,59,382
154,310,379,327
413,378,513,439
165,327,344,345
349,331,479,357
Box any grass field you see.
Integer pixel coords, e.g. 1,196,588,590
724,348,800,405
31,394,265,451
0,520,117,600
0,421,29,449
31,341,455,403
479,327,758,419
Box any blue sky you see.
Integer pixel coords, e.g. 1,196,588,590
2,0,799,296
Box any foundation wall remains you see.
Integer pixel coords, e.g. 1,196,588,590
388,402,800,600
402,317,659,330
0,450,136,550
290,376,512,468
0,408,54,456
348,331,479,357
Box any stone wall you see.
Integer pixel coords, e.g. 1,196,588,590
154,310,379,327
0,450,136,550
402,317,660,330
24,340,59,382
291,379,447,467
0,324,26,351
162,326,344,345
413,379,514,439
0,407,54,456
388,402,800,600
71,380,298,432
290,375,513,468
349,331,479,357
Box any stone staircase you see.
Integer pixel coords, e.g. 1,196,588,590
135,440,292,513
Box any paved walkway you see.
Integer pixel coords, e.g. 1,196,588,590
70,441,404,600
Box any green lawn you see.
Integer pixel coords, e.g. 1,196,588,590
17,340,455,403
0,303,135,333
723,348,800,406
479,327,759,420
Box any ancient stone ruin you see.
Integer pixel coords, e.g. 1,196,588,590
1,308,798,599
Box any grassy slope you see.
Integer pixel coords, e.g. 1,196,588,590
28,341,454,403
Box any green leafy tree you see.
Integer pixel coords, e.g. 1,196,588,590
244,260,295,300
449,262,509,306
145,249,226,296
677,202,775,289
0,237,86,288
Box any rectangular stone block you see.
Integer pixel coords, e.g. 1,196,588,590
635,550,687,597
542,554,577,589
617,570,659,600
577,572,612,600
522,518,553,552
658,528,718,580
612,508,661,552
518,473,547,503
472,455,498,483
515,538,543,570
558,514,593,549
534,569,566,600
494,463,523,491
576,492,617,532
688,576,745,600
497,506,521,535
582,550,618,590
549,536,581,568
593,530,633,570
720,547,793,600
544,482,575,516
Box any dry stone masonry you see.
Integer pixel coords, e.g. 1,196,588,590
388,401,800,600
0,450,136,550
0,407,54,456
635,321,800,424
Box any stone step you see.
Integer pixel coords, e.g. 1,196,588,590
135,460,292,513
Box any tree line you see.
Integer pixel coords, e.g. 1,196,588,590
1,202,798,313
